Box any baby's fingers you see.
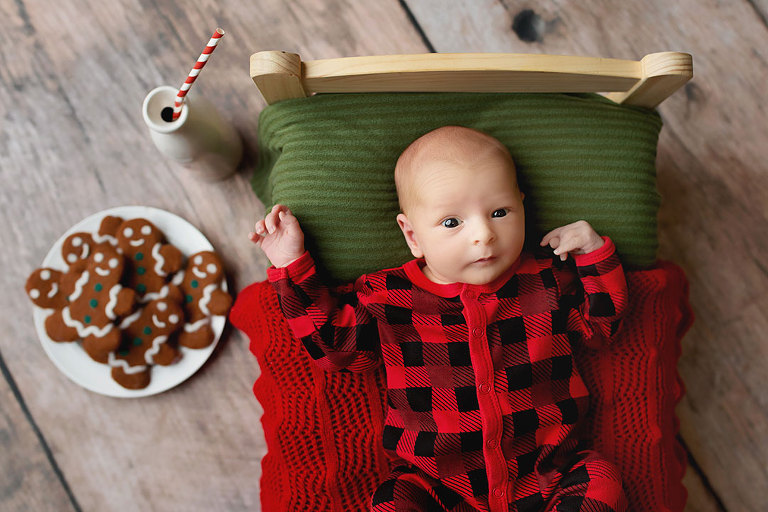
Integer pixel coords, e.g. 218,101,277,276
278,207,299,227
264,206,285,234
543,236,561,251
552,233,585,258
541,227,564,247
248,220,267,243
278,208,300,233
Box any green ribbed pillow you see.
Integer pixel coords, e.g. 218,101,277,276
253,92,662,282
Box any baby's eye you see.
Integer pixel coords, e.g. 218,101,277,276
442,218,460,228
492,209,508,218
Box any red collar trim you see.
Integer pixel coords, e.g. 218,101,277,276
403,255,523,298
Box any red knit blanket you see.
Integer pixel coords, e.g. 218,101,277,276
230,261,693,512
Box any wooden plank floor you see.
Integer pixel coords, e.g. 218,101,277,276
1,0,765,510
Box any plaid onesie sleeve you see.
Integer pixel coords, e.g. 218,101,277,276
559,237,628,348
267,251,381,372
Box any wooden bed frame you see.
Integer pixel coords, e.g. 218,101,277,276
250,51,693,108
245,50,696,511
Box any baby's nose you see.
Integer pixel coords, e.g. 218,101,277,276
473,224,496,245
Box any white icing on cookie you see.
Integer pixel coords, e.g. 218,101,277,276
192,267,207,279
171,270,185,286
152,243,167,277
29,289,41,299
68,271,89,302
48,283,59,298
108,352,146,374
184,318,210,333
198,284,218,316
119,309,142,329
139,284,170,303
152,314,167,329
62,306,113,338
92,233,118,246
144,335,169,364
104,285,122,320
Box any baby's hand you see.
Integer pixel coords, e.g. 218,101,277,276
249,204,305,267
540,220,604,261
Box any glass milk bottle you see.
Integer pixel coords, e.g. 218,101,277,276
142,85,242,182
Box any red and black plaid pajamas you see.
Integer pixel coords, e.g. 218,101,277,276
268,237,628,512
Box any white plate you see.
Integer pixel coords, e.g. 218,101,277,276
32,206,226,398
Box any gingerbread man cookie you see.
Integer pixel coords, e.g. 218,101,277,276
109,298,183,389
45,246,136,363
26,268,70,311
61,216,122,273
112,218,183,302
172,251,232,349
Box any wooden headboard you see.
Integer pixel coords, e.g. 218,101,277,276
250,51,693,108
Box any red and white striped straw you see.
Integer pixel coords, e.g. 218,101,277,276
171,28,224,121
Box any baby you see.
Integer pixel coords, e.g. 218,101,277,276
250,126,628,512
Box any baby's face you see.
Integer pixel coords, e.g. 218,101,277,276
397,151,525,285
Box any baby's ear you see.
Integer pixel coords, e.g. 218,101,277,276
396,213,424,258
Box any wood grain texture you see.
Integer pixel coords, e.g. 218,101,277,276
250,50,691,106
0,0,426,510
0,355,78,512
1,0,764,510
683,467,725,512
406,0,767,510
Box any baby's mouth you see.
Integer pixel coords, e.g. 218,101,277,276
474,256,497,264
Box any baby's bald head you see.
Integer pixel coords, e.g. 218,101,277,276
394,126,518,214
